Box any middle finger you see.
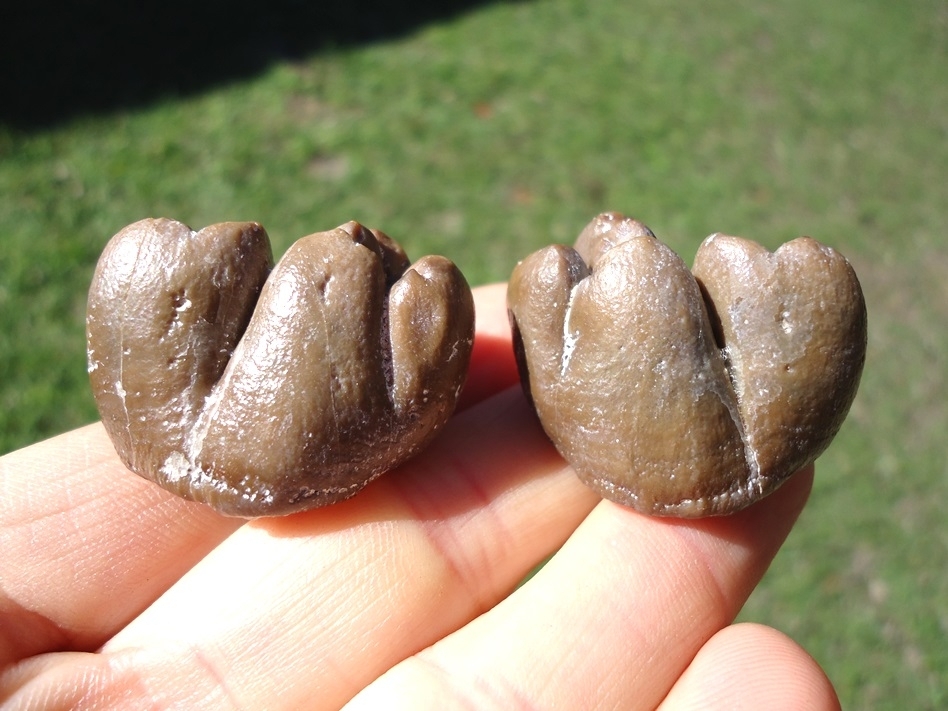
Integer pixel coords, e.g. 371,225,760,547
99,388,598,708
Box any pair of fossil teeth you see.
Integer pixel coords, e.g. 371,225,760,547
87,212,866,518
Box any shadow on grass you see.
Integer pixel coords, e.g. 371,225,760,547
3,0,521,130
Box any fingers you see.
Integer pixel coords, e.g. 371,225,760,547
0,283,517,667
2,275,831,711
0,424,240,667
346,467,816,710
4,390,596,709
657,622,840,710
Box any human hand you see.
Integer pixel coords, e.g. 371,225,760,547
0,283,839,709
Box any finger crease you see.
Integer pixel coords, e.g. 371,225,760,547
414,651,542,711
389,456,516,618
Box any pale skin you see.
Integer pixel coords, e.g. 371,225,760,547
0,284,840,710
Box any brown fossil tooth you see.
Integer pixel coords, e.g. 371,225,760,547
508,212,867,517
88,218,474,517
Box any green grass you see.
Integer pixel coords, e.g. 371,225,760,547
2,0,946,706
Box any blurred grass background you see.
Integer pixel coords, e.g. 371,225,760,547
1,0,946,706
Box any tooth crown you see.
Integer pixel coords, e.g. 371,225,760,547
87,218,475,517
508,212,867,517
